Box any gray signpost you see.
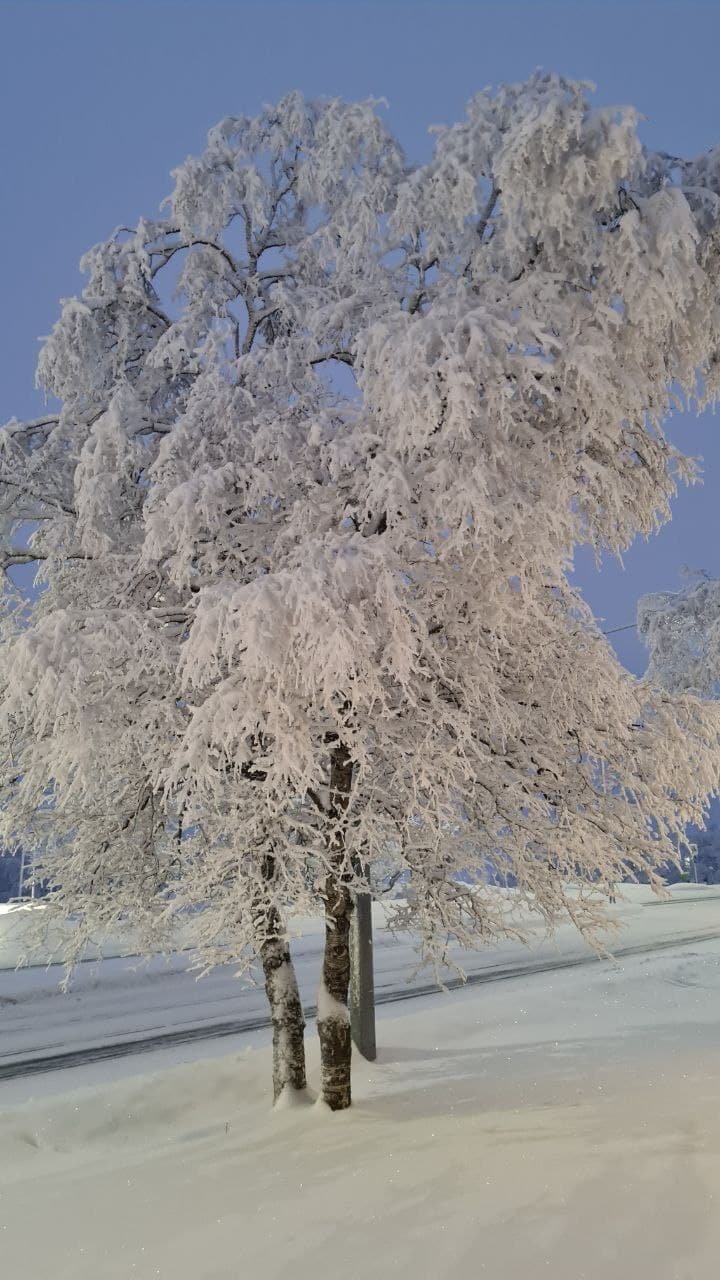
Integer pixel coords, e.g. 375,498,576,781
349,889,376,1060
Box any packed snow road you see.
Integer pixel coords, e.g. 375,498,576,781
1,884,719,1082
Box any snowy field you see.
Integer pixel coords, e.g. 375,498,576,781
0,926,719,1278
0,886,719,1278
2,885,720,1072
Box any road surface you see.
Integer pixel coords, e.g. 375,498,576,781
1,884,719,1080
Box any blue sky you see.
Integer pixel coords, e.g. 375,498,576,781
2,0,719,673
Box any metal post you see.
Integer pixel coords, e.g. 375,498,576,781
350,890,376,1060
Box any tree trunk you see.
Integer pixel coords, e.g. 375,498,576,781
317,743,354,1111
258,856,307,1104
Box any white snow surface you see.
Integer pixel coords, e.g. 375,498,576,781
0,887,719,1279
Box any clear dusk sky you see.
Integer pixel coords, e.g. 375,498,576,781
2,0,720,673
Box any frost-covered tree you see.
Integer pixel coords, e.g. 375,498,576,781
4,76,720,1110
0,850,22,902
690,825,720,883
639,576,720,884
639,575,720,697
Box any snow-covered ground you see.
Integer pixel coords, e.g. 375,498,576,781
1,884,720,1073
0,916,719,1280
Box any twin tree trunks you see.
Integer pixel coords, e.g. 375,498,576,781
260,743,358,1110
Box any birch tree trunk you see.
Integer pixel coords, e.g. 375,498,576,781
317,743,354,1111
258,855,307,1103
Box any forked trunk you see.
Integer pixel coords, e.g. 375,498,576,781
317,743,354,1111
258,856,307,1103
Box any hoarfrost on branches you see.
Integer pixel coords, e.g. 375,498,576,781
4,77,720,1101
639,575,720,697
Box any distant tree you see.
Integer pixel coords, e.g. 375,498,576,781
639,576,720,877
0,849,47,902
0,851,22,902
4,77,720,1110
639,575,720,698
691,826,720,883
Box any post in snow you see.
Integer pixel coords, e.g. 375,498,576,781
349,889,376,1061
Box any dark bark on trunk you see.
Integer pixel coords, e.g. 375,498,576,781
318,872,353,1109
317,743,354,1111
258,855,307,1103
